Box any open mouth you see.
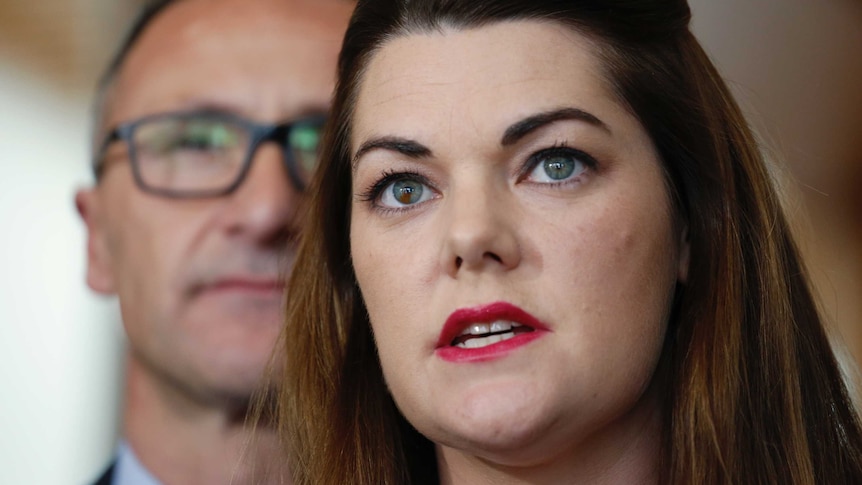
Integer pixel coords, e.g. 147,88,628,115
435,301,548,362
450,321,534,349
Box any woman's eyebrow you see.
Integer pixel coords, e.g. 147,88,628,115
501,107,611,146
352,136,433,168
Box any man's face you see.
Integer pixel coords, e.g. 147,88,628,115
76,0,352,404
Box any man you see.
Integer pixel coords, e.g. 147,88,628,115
75,0,352,483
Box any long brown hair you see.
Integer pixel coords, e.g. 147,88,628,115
275,1,862,483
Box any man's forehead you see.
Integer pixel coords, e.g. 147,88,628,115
105,0,350,125
148,0,344,40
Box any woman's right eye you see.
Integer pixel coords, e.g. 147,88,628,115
378,177,434,208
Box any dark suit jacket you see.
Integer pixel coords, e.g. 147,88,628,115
92,462,115,485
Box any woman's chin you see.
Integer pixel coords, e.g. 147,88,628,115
433,422,567,470
421,393,568,467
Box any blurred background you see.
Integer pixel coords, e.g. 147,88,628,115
0,0,859,483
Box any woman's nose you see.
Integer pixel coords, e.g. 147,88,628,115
440,180,521,277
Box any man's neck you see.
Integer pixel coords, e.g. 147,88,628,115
122,358,289,485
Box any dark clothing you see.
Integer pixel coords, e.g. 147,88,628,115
92,462,115,485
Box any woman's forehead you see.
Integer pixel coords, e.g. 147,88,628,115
350,21,632,152
360,21,602,100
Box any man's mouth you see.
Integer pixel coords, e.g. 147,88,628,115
196,277,285,298
210,279,283,291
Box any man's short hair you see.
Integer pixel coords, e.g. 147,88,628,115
91,0,178,159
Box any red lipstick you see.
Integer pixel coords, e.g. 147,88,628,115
436,301,549,363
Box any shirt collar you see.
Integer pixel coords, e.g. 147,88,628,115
114,441,163,485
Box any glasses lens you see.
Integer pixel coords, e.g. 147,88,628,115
133,115,249,194
287,118,325,184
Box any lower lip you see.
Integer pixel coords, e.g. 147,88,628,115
435,331,547,363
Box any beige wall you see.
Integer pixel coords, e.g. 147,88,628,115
0,0,137,92
690,0,862,370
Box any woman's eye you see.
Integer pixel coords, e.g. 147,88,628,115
525,148,592,184
378,178,433,208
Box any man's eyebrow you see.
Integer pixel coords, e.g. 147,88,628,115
352,136,433,167
501,107,611,146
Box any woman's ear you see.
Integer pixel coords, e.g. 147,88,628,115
678,225,690,284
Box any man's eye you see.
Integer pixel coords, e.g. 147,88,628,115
176,123,236,151
524,147,593,184
379,178,433,208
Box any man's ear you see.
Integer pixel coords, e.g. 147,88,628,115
678,225,690,284
75,188,116,294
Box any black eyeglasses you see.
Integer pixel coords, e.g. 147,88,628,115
93,110,327,198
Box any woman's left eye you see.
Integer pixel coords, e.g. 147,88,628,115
378,177,434,208
524,147,594,184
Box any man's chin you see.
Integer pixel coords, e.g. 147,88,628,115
187,293,285,330
190,358,275,408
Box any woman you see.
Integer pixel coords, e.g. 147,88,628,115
274,0,862,483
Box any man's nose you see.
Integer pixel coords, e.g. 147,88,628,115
440,179,522,277
218,143,303,243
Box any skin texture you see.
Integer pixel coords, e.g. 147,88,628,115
75,0,351,483
350,22,689,484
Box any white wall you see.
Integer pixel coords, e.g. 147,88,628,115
0,61,124,485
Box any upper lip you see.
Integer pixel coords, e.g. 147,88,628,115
436,301,548,348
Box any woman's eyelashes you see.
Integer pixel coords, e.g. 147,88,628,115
519,144,597,186
358,144,598,212
357,169,437,211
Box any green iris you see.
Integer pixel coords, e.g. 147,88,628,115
392,180,424,205
542,156,576,180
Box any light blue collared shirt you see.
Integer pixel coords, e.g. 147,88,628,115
112,441,162,485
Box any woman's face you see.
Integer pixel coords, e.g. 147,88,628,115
349,21,689,468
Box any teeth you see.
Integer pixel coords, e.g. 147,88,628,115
458,320,520,337
455,330,517,349
452,320,529,349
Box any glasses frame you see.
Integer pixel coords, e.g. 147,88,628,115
93,110,327,198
